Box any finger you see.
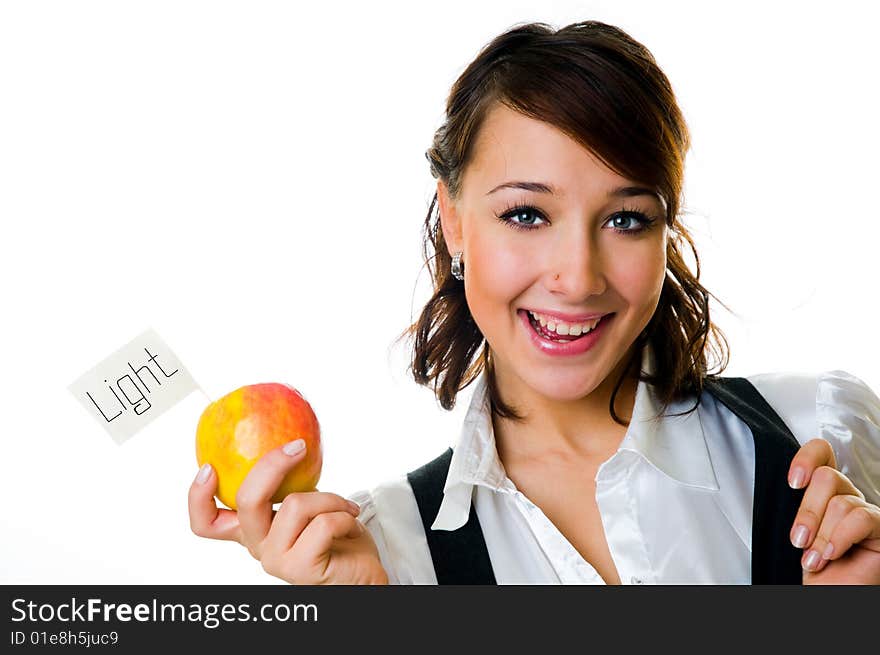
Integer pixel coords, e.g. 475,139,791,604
807,499,880,572
293,511,365,567
790,465,863,551
803,543,880,585
261,491,363,562
788,438,836,490
236,440,311,557
188,463,242,542
800,494,860,572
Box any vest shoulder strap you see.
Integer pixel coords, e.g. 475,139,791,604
703,376,806,584
405,447,497,584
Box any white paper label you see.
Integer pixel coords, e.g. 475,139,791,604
68,328,201,444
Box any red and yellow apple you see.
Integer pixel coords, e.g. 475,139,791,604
195,382,323,510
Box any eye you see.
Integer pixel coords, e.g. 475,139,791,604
606,210,659,234
495,204,548,231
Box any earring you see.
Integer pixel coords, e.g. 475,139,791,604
451,251,464,281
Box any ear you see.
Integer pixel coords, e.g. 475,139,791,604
437,180,463,257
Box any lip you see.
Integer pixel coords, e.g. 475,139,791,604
518,309,614,357
523,308,610,323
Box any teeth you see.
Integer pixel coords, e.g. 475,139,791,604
528,310,601,336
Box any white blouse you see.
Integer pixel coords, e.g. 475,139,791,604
346,345,880,584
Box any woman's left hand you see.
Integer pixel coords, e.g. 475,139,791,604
788,438,880,584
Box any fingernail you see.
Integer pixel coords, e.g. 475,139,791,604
792,524,809,548
196,463,212,484
789,468,805,489
348,500,361,514
282,439,306,456
822,543,834,559
804,549,820,571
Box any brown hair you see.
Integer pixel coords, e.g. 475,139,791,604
394,20,733,427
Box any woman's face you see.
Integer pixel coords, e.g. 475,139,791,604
438,103,668,405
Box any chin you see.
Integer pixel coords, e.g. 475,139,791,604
524,369,605,403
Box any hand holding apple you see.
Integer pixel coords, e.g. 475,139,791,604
188,382,389,584
188,442,388,584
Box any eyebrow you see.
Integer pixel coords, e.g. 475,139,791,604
486,180,663,203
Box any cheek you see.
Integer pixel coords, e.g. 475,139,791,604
464,232,532,319
610,247,666,306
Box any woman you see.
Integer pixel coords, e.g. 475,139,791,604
188,20,880,584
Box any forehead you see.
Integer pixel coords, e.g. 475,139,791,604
464,103,629,196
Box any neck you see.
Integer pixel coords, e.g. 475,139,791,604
492,347,640,466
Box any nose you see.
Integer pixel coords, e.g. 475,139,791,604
547,232,606,299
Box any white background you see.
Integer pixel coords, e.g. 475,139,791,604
1,0,878,583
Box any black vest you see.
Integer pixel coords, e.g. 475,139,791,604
406,376,806,584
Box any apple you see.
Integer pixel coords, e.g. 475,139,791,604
195,382,323,510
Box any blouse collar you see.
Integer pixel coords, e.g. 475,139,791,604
430,343,721,531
